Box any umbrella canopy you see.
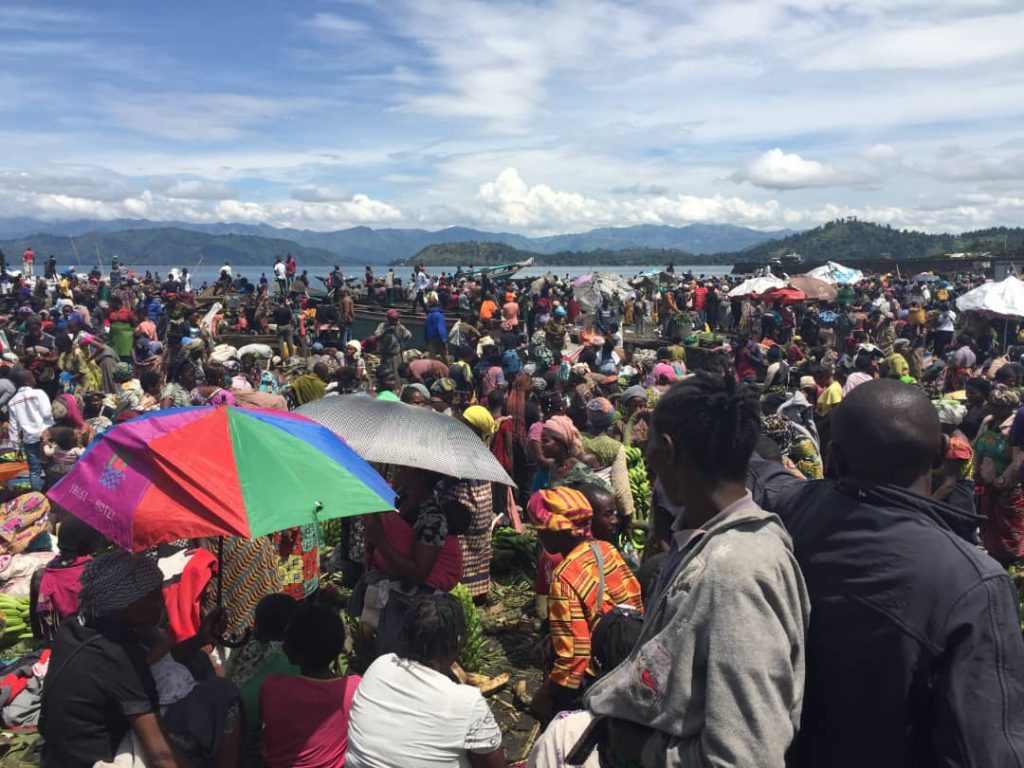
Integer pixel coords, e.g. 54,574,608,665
912,273,940,282
956,277,1024,317
48,407,396,551
788,276,837,302
573,272,635,312
760,287,808,305
727,275,785,298
297,394,515,485
805,261,864,285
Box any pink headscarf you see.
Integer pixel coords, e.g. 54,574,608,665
543,415,583,457
54,394,84,428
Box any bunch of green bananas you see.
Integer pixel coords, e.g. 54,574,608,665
0,595,33,647
625,446,651,523
451,583,486,673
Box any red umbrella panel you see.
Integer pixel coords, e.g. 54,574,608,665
758,287,808,305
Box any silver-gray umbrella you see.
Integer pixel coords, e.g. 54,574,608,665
296,394,515,485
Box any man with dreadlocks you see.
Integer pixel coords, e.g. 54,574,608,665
582,372,810,768
346,592,505,768
40,551,242,768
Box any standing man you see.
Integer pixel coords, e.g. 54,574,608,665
22,246,34,279
273,257,287,298
424,295,448,361
384,268,395,306
285,253,296,291
754,379,1024,768
374,309,412,380
8,368,54,491
338,288,355,347
412,267,429,313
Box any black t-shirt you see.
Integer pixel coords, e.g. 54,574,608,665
40,619,158,768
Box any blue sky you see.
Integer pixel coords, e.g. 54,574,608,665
0,0,1022,234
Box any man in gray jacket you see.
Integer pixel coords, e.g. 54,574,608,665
582,372,810,768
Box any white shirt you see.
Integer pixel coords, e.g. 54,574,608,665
415,271,429,291
8,386,53,445
273,262,287,280
937,309,957,332
346,654,502,768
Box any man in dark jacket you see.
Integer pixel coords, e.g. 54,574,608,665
753,379,1024,768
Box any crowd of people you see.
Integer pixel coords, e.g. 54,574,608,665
0,249,1020,767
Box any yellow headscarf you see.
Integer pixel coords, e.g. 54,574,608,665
462,405,496,440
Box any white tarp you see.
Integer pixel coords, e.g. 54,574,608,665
573,272,635,311
727,275,786,297
956,276,1024,317
805,261,864,285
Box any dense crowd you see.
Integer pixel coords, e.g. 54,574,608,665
0,246,1020,768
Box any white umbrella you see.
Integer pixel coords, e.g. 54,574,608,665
727,275,785,297
573,272,635,312
955,276,1024,317
805,261,864,285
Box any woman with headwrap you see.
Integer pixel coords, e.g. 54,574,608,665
526,487,642,724
539,414,607,492
457,407,499,601
581,397,636,525
973,385,1024,565
40,551,242,768
545,307,567,356
932,400,976,515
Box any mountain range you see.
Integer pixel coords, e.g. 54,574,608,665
0,217,1019,270
0,218,790,266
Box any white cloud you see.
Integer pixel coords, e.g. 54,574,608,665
99,91,327,142
738,149,843,190
159,180,236,200
291,185,349,203
798,9,1024,72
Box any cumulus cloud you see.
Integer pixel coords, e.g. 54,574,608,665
291,185,348,203
158,179,236,200
737,149,842,190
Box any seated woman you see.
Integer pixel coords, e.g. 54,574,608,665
39,551,241,768
225,593,299,737
30,516,104,642
346,593,505,768
260,604,361,768
526,487,643,724
351,466,469,657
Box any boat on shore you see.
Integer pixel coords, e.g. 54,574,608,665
453,257,534,282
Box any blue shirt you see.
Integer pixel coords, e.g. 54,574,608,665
424,308,447,342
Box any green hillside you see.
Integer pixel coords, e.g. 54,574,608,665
0,227,344,268
727,219,1024,262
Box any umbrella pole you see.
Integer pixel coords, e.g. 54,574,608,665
217,536,224,608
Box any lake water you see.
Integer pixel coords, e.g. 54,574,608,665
129,263,732,288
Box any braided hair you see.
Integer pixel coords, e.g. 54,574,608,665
652,371,760,482
400,592,465,666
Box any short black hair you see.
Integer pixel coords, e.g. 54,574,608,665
140,369,161,391
965,376,991,398
255,593,299,642
652,371,760,482
285,604,345,668
10,367,32,388
400,592,464,665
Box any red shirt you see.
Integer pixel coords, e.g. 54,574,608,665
23,249,34,263
260,674,360,768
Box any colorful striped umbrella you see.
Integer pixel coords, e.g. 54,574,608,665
48,406,396,552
